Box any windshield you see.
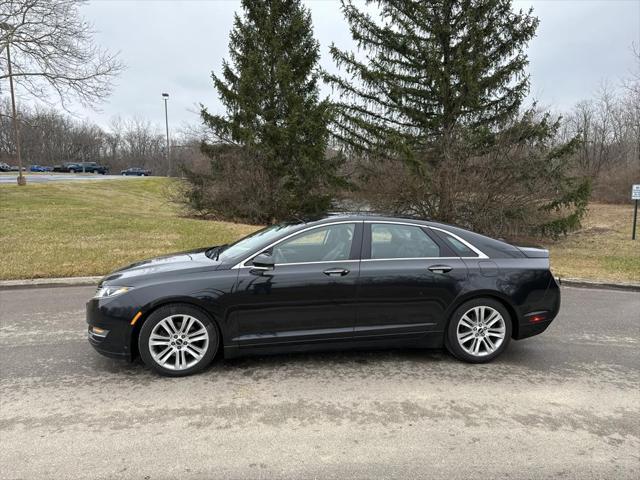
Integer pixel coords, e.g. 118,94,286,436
216,222,302,263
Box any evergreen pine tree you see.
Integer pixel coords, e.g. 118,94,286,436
326,0,589,234
199,0,338,222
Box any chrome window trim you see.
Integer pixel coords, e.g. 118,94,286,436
232,219,489,269
272,259,357,268
231,221,360,269
362,257,464,262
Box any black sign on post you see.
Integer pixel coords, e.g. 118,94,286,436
632,185,640,240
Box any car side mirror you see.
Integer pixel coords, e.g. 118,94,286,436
251,252,275,273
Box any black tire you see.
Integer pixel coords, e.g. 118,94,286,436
445,298,512,363
69,169,75,173
138,303,219,377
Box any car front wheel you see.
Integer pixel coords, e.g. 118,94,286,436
446,298,512,363
138,304,219,376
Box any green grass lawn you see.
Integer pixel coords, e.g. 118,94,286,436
544,203,639,283
0,179,638,282
0,178,258,279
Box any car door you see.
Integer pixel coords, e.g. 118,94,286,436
354,222,469,339
229,222,363,348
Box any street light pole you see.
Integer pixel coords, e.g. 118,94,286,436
162,93,171,177
1,22,25,186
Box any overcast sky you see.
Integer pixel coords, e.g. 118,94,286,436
75,0,639,132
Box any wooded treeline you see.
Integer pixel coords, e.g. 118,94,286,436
0,101,203,174
2,80,635,196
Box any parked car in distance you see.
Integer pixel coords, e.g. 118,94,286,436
121,167,151,176
77,162,109,174
53,162,82,173
0,162,10,172
52,161,109,174
9,165,26,172
87,213,561,377
30,165,52,172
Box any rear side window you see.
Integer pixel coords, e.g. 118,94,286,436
370,224,440,259
435,231,478,257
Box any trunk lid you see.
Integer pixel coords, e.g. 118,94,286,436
516,246,549,258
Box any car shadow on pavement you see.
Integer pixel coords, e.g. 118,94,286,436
83,336,618,384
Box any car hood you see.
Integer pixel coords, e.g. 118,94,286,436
101,247,220,284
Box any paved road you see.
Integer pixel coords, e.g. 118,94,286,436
0,286,638,479
0,174,147,184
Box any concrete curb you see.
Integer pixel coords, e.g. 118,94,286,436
557,277,640,293
0,276,101,290
1,274,638,292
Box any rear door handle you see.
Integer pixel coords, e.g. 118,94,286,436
428,265,452,274
323,268,350,277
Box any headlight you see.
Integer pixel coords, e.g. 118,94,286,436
94,285,134,298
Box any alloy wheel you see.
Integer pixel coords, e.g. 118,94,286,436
456,306,506,357
148,314,210,371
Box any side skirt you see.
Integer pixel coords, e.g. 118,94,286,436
222,332,445,359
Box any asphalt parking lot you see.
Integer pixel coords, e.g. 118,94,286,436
0,285,638,479
0,174,147,184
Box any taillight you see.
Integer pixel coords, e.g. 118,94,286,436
526,312,548,323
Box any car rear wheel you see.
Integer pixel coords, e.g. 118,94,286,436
140,173,146,176
138,304,219,377
69,169,75,173
446,298,511,363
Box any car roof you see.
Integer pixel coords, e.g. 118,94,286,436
292,212,433,226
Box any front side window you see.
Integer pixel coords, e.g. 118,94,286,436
370,223,440,259
218,223,303,263
271,223,355,264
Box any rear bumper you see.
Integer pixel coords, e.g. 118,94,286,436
516,318,553,340
86,298,135,361
514,275,561,340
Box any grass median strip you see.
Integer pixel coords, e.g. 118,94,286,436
0,179,637,282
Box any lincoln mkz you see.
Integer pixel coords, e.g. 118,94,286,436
87,214,560,376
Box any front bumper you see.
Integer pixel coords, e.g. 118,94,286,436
86,297,138,361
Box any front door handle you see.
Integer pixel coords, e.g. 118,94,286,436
323,268,350,277
428,265,452,274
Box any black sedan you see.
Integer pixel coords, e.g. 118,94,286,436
121,167,151,176
87,214,560,376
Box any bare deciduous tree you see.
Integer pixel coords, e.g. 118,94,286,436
567,85,625,178
121,117,164,168
622,44,640,167
0,0,124,109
